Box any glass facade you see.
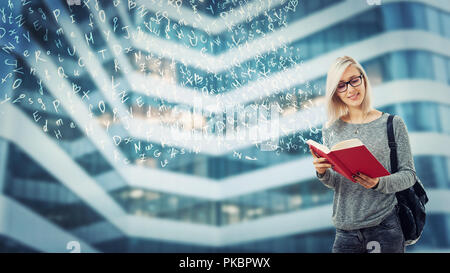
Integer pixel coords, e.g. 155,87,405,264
128,2,450,94
109,177,333,226
133,0,345,55
114,51,450,179
0,235,38,253
0,0,449,253
4,144,124,242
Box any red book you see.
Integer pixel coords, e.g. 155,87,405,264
306,138,390,183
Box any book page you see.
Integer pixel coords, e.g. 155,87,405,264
332,145,390,180
306,139,330,154
330,138,363,151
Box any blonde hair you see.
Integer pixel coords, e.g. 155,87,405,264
324,56,374,128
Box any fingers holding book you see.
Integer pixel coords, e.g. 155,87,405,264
311,149,333,175
314,158,332,167
352,172,380,189
309,147,326,160
310,148,319,159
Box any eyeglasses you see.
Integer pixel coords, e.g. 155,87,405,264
336,74,363,93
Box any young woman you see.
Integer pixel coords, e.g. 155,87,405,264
311,56,419,253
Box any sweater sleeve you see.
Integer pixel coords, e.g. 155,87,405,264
316,126,337,189
373,115,417,194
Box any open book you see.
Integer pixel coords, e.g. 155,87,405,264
306,138,390,183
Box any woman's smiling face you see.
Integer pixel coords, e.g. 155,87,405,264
335,65,366,107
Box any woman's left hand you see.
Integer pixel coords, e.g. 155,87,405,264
352,172,380,189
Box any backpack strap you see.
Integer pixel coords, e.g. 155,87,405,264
388,113,428,204
387,114,398,173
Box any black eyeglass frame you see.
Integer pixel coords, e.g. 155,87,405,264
335,73,364,93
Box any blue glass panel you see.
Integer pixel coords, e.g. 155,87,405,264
404,3,427,30
0,235,38,253
347,18,360,43
357,6,382,39
414,156,437,188
308,0,322,12
426,6,442,34
75,151,113,176
397,102,441,132
439,104,450,135
440,10,450,38
381,3,403,30
387,51,409,80
432,55,448,83
431,156,449,189
408,51,434,79
447,58,450,85
324,25,340,52
378,105,396,116
364,58,384,86
309,32,325,58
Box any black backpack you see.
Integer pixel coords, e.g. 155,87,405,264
387,114,429,246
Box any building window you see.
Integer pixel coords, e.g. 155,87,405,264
426,6,442,34
408,51,434,80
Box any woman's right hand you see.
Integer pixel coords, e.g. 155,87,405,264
310,148,333,175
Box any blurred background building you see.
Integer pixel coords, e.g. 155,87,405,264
0,0,449,252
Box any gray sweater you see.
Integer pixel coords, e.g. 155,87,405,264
317,112,419,230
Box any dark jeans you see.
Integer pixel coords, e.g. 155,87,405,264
332,205,405,253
